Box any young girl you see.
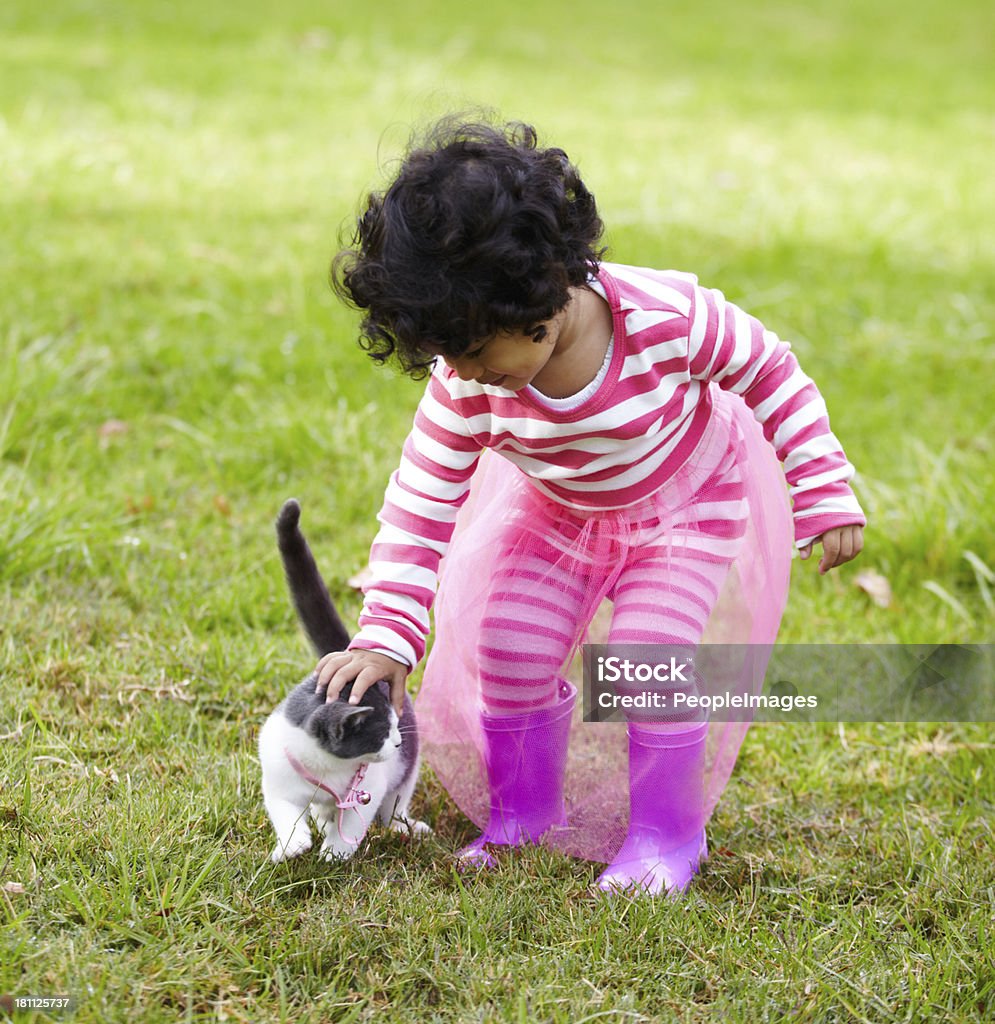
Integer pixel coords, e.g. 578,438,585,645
315,118,865,895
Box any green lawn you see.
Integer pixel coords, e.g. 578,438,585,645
1,1,993,1021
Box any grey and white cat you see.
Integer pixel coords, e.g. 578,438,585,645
259,498,428,863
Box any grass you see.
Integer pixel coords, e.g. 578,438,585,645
1,0,993,1020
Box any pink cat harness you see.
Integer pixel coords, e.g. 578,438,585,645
283,747,371,846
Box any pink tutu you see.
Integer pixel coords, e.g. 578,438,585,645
415,386,792,863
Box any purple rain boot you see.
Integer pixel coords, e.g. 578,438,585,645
595,721,709,896
457,679,576,868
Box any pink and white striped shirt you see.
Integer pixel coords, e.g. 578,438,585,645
350,263,866,668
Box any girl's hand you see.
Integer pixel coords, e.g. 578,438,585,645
314,650,409,717
798,524,864,575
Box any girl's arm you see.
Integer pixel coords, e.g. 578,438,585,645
687,284,866,557
322,365,481,708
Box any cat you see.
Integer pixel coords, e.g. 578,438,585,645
259,498,428,863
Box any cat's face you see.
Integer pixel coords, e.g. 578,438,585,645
288,678,401,762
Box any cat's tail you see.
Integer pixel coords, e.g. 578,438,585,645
276,499,352,656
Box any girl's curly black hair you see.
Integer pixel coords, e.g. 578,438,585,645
331,118,606,378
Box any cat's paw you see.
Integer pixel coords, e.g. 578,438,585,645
270,835,312,862
319,841,357,863
390,817,432,838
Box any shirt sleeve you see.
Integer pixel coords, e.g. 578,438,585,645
348,365,482,668
688,284,866,548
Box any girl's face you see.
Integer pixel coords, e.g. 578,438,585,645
428,311,566,391
439,331,555,390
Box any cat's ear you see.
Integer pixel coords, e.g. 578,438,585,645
330,705,372,743
341,706,373,728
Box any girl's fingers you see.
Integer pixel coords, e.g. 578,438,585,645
804,526,864,574
313,653,407,706
390,677,406,718
324,663,357,702
838,530,854,566
833,526,863,569
819,532,840,574
324,662,381,704
315,652,350,691
345,667,383,705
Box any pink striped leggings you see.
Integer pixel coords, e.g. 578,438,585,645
477,443,748,720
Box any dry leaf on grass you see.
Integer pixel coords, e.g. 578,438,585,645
98,419,129,449
854,569,892,608
117,677,193,705
125,494,155,516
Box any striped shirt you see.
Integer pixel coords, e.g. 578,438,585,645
350,262,866,668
